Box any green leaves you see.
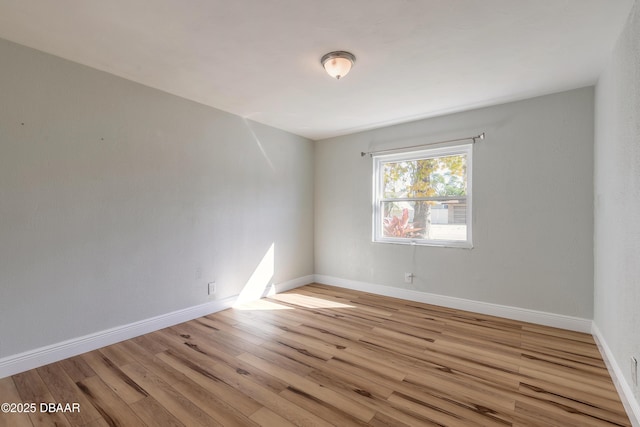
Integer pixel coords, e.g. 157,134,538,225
383,154,467,199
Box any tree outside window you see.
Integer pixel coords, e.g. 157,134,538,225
373,144,472,247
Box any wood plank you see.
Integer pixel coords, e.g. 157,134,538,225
196,316,266,346
12,370,71,427
0,377,33,427
76,375,144,426
80,418,111,427
132,333,169,355
120,362,220,427
79,350,148,404
58,355,96,383
521,331,603,359
238,352,377,423
403,371,517,419
97,343,138,368
36,363,103,425
517,376,629,415
386,391,482,426
166,355,332,427
167,380,236,427
250,340,318,375
249,407,297,427
156,350,262,418
368,411,415,427
3,283,630,427
518,351,619,390
129,396,184,427
517,382,630,426
156,331,290,396
114,339,189,386
278,386,372,426
518,366,619,400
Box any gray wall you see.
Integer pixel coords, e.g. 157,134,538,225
594,0,640,405
315,87,594,318
0,38,314,358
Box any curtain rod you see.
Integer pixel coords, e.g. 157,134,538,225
360,132,485,157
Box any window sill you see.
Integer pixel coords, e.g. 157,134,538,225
373,239,473,249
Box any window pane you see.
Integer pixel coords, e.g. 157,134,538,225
381,199,467,241
374,144,472,247
383,154,467,199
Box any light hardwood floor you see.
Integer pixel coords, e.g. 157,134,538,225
0,284,631,426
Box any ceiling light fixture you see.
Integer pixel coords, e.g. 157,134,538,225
321,51,356,80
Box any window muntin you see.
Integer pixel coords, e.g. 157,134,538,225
373,144,472,247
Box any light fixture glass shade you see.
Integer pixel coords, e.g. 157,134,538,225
321,51,355,80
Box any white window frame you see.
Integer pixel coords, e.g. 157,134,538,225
372,144,473,248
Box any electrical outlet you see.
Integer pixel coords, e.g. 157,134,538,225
632,356,638,387
208,282,216,296
404,272,414,284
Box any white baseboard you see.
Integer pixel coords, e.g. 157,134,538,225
0,296,236,379
592,324,640,427
0,275,314,379
313,274,593,333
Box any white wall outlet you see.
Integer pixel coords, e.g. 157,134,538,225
632,356,638,387
208,282,216,296
404,272,414,284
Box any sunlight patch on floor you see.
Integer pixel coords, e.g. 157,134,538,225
234,299,293,311
271,293,355,309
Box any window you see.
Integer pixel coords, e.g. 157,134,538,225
373,144,472,247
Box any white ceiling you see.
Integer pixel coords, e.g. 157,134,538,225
0,0,634,140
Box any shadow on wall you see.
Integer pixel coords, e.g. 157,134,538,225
214,117,311,309
230,119,277,304
243,117,275,172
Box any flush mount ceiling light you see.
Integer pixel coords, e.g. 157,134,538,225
321,51,356,80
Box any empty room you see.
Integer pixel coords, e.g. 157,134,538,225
1,1,639,426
